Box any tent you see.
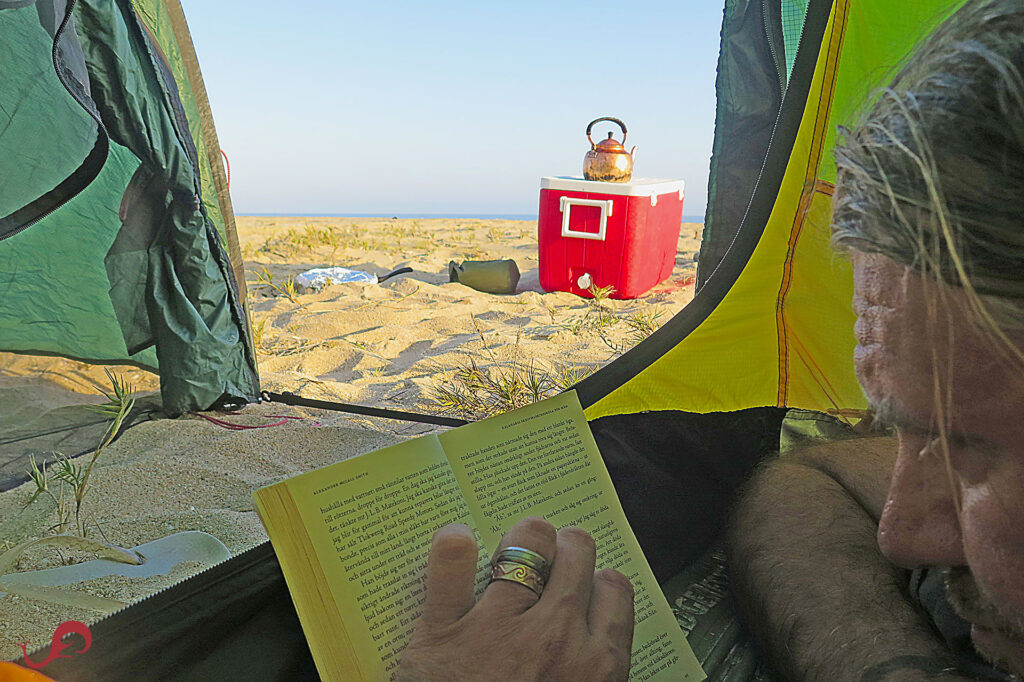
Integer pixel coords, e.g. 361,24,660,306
0,0,257,415
2,0,967,678
0,0,258,489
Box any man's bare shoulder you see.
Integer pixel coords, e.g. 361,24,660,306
780,435,898,522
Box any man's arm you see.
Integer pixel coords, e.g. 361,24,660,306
726,436,971,681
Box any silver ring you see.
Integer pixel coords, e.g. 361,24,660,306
495,546,550,576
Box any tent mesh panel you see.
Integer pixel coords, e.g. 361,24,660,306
782,0,810,80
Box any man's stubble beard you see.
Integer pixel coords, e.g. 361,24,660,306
945,566,1024,678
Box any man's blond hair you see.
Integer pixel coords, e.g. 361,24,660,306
832,0,1024,364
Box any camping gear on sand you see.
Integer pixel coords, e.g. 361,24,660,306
2,0,979,680
448,259,521,294
294,266,378,292
538,176,685,299
292,266,411,293
583,117,637,183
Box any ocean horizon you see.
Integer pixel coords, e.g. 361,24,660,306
239,212,706,222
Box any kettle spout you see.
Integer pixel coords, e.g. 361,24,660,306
630,145,638,160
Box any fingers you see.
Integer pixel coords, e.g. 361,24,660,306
587,568,634,652
478,516,556,614
420,523,479,626
539,526,597,615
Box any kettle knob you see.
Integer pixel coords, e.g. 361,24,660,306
586,117,628,149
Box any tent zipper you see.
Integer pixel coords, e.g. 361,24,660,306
763,0,787,97
751,0,818,213
703,0,819,287
20,541,267,662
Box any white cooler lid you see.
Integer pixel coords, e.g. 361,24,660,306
540,176,684,196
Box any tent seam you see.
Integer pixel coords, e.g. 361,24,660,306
775,0,850,407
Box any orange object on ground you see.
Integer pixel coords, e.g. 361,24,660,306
0,662,55,682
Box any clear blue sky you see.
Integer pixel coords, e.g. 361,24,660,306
179,1,724,217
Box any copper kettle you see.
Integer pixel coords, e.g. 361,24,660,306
583,117,636,183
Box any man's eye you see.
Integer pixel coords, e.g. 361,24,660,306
922,434,992,477
917,435,971,468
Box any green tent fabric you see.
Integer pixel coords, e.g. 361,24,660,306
697,0,810,289
0,0,256,416
697,0,786,289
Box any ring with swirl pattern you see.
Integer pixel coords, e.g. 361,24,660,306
489,559,547,596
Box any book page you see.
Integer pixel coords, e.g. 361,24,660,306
441,391,705,681
282,437,488,679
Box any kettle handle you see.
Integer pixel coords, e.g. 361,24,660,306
586,117,628,148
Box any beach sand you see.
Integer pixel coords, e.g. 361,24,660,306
0,216,701,659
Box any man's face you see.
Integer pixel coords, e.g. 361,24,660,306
852,251,1024,675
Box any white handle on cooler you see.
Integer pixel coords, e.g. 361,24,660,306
559,196,612,241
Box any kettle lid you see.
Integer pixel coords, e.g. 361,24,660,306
594,131,626,152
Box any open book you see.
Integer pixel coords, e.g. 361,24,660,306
253,391,704,681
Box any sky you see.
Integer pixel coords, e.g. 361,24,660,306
178,1,724,218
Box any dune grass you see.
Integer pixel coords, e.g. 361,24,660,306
425,315,597,420
24,371,136,538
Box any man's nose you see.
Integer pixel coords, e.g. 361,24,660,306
877,437,966,568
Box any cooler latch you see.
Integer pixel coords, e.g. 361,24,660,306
559,196,612,241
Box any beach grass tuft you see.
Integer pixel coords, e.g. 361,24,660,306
24,370,136,538
252,267,306,309
425,315,596,419
253,319,322,357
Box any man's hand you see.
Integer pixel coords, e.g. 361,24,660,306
395,516,635,681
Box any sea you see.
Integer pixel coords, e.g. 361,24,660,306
240,213,706,222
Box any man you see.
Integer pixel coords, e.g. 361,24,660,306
395,1,1024,679
728,0,1024,679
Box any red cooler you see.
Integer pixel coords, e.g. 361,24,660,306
538,176,685,299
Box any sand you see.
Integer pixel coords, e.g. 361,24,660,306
240,216,701,415
0,216,701,659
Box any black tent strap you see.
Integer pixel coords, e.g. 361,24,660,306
261,391,469,428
